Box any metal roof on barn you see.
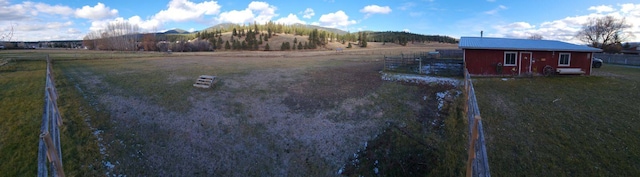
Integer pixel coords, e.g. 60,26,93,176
458,37,602,52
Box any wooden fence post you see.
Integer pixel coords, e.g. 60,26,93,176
466,115,481,177
41,132,65,177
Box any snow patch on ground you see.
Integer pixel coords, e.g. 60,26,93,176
436,90,448,111
380,71,459,85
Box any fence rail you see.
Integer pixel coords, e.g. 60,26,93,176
594,53,640,66
464,69,490,177
37,55,65,177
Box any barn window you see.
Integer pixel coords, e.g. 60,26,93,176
559,53,570,66
504,52,517,66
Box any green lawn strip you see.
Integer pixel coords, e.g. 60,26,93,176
0,60,106,176
0,61,45,176
474,67,640,176
53,63,106,176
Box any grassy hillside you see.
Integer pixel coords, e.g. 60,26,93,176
474,65,640,176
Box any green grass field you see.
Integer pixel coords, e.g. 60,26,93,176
474,65,640,176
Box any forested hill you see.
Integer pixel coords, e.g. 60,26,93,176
368,31,458,45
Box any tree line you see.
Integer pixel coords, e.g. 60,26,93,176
368,31,458,46
81,21,460,52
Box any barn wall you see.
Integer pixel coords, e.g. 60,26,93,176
464,49,592,76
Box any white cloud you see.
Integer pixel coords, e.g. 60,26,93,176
0,1,75,21
399,2,415,11
276,14,306,25
360,5,392,18
588,5,615,13
302,8,315,19
248,1,277,23
484,5,507,15
491,3,640,43
67,28,82,34
216,1,277,24
153,0,220,22
75,3,118,20
217,9,255,24
126,16,162,31
34,3,74,16
89,16,161,32
318,10,356,29
506,22,534,29
410,12,424,17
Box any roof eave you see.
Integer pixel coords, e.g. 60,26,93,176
459,46,602,52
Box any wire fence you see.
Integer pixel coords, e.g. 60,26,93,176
594,53,640,66
37,55,65,177
383,52,463,76
464,68,490,177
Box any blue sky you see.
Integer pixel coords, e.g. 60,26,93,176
1,0,639,43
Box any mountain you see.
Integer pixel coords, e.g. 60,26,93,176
201,23,348,35
298,24,348,35
163,28,191,34
202,23,238,32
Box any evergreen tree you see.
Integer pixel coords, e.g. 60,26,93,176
233,28,237,36
360,32,368,47
298,42,302,50
254,22,259,34
264,43,270,51
225,40,230,50
293,37,297,44
347,42,352,48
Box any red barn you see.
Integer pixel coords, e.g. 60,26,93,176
459,37,602,76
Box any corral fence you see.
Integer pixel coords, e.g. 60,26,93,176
37,55,65,177
463,69,490,177
383,50,464,76
594,53,640,66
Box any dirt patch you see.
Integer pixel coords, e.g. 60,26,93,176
283,61,384,112
62,54,456,176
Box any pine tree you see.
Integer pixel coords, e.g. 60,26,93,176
225,40,230,50
361,32,368,47
233,28,237,36
298,42,302,50
265,43,270,51
293,37,297,44
347,42,352,48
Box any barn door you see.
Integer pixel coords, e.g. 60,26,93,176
520,52,532,75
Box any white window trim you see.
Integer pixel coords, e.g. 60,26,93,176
504,51,517,66
558,53,571,66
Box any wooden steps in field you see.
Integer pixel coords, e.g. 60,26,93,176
193,75,216,88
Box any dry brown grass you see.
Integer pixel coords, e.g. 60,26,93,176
49,43,458,176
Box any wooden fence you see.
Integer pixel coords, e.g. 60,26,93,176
37,55,65,177
594,53,640,66
463,69,490,177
